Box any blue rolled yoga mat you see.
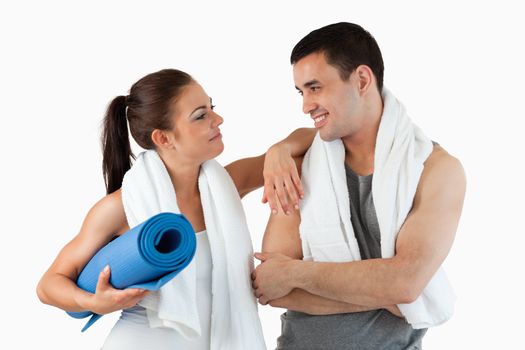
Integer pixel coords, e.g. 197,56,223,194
67,212,196,332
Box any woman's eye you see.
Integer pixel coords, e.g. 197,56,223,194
196,114,206,120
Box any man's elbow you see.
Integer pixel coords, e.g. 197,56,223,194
268,299,282,308
392,277,426,304
395,287,420,304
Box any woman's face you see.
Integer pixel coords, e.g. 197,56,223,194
168,82,224,163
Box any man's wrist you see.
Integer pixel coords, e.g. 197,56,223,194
286,259,306,290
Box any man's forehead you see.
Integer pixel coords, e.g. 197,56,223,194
293,53,335,85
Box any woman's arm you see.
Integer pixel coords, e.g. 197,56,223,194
225,128,315,212
36,190,149,315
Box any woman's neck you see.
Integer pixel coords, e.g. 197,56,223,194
158,151,201,198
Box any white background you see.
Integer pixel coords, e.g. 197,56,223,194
1,0,524,349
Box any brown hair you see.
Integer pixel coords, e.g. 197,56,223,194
101,69,194,194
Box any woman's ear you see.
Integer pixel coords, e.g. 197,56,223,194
151,129,175,150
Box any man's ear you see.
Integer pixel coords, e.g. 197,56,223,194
151,129,175,150
354,65,374,95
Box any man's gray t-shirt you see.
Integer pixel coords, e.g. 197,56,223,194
275,164,427,350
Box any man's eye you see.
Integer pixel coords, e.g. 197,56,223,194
311,86,320,92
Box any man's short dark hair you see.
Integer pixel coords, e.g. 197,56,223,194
291,22,384,91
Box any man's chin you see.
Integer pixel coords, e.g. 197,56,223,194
319,129,338,142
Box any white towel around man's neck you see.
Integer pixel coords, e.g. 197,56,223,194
121,150,265,350
299,88,456,329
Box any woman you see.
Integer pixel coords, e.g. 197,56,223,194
36,69,313,349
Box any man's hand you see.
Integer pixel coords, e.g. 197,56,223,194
252,252,296,305
384,305,404,318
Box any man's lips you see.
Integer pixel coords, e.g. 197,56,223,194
312,113,328,128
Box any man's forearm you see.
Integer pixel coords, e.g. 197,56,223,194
288,258,413,307
269,288,379,315
270,288,403,317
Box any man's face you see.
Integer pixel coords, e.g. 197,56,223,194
293,52,363,141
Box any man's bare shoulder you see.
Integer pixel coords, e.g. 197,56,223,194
418,144,466,198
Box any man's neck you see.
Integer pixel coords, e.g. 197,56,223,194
342,133,377,176
342,96,383,176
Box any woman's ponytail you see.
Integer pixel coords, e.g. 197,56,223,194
101,95,134,194
100,69,194,194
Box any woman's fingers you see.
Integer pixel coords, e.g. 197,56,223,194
283,178,299,211
263,179,278,214
92,265,150,313
263,157,303,214
95,265,111,293
291,167,304,200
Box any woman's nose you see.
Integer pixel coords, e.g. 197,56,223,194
213,112,224,127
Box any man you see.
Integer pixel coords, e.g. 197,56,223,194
253,22,466,349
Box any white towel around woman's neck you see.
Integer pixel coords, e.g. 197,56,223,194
121,150,265,350
299,88,456,329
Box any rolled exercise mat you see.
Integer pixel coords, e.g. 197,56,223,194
67,212,196,331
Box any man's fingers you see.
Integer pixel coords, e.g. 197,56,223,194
254,252,266,261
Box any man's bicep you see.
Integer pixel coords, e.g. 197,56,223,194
394,151,466,298
262,209,303,259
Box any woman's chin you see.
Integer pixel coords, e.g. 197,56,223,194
215,142,225,157
207,141,224,160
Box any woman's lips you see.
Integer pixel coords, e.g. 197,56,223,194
209,132,222,141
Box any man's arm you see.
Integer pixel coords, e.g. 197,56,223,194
257,199,402,317
254,146,466,308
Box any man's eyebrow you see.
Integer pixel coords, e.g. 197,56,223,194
295,79,321,91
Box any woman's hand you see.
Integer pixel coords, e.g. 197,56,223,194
85,265,149,315
262,143,304,215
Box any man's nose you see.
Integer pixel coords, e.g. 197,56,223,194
302,96,318,115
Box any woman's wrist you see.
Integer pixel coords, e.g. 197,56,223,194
269,140,292,156
73,287,93,312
